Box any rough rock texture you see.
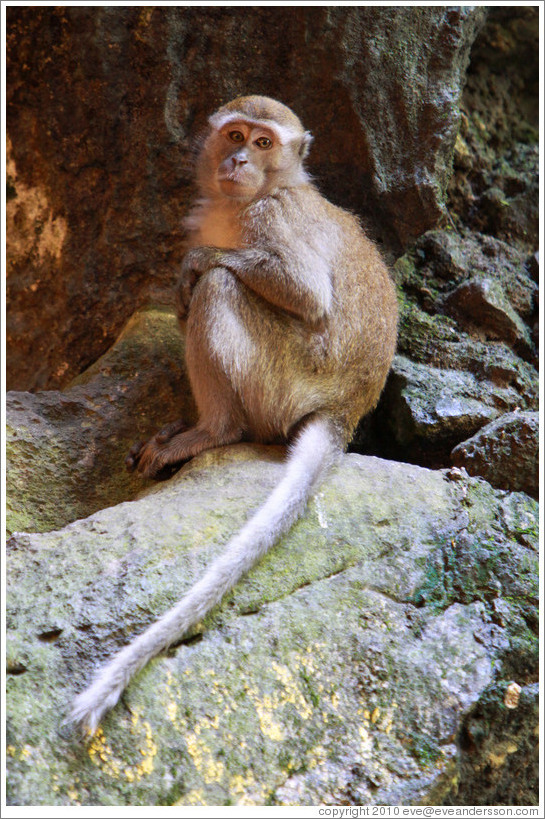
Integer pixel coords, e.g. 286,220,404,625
447,6,539,252
358,228,538,468
6,307,194,536
6,4,484,391
6,449,538,806
451,411,539,499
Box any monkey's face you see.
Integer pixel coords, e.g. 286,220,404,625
211,120,299,201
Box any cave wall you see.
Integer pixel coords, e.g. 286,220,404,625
6,5,484,390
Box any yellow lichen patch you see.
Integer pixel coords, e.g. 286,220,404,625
359,725,373,756
87,727,119,778
87,713,157,782
228,770,267,805
164,667,191,732
185,725,225,784
272,661,313,720
67,787,80,802
167,700,178,723
254,697,285,742
241,653,325,743
176,788,207,806
307,744,327,770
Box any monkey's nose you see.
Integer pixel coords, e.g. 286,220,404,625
232,154,248,167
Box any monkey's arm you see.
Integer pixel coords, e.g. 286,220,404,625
178,245,332,324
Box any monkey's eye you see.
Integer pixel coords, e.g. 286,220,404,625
254,136,273,150
228,130,245,143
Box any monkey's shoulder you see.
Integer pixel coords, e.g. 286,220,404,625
242,184,367,247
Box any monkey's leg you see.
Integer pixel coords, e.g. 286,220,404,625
130,268,254,479
128,421,242,479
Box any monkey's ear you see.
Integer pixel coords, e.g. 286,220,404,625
299,131,313,159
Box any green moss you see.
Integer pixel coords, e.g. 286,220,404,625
398,298,460,361
408,732,443,768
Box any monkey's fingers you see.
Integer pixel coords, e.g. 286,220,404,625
155,419,188,444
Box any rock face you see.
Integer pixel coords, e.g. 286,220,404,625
447,6,539,252
6,307,194,536
6,5,484,391
6,448,538,806
451,411,539,499
6,4,540,808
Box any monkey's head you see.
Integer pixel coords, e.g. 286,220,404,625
199,95,313,201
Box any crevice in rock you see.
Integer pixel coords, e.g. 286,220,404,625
7,663,28,676
38,628,64,643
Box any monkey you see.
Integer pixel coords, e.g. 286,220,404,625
69,95,398,733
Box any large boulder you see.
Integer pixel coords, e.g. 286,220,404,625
6,307,194,536
6,448,538,806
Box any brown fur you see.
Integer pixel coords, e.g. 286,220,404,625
128,96,398,475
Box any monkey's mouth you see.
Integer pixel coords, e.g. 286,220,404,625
217,172,258,198
218,169,250,185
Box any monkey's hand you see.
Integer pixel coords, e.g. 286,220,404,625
176,246,223,319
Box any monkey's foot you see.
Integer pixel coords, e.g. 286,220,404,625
125,419,188,479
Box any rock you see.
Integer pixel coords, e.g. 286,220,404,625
447,6,539,252
444,277,532,350
375,227,539,469
387,356,497,445
6,5,485,390
374,355,537,467
451,411,538,498
525,250,539,283
444,683,539,806
6,448,538,805
411,229,537,321
6,307,194,536
5,5,540,806
395,291,538,392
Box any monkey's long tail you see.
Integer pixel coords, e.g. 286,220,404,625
69,414,342,734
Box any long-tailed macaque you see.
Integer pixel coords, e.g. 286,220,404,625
70,95,398,732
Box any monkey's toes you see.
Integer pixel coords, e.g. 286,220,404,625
134,441,178,480
125,441,145,472
155,419,188,444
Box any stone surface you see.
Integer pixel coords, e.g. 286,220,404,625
404,229,538,324
6,5,484,391
444,277,532,350
6,307,194,536
451,411,539,499
6,448,538,806
359,224,539,469
369,354,536,469
447,6,539,253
